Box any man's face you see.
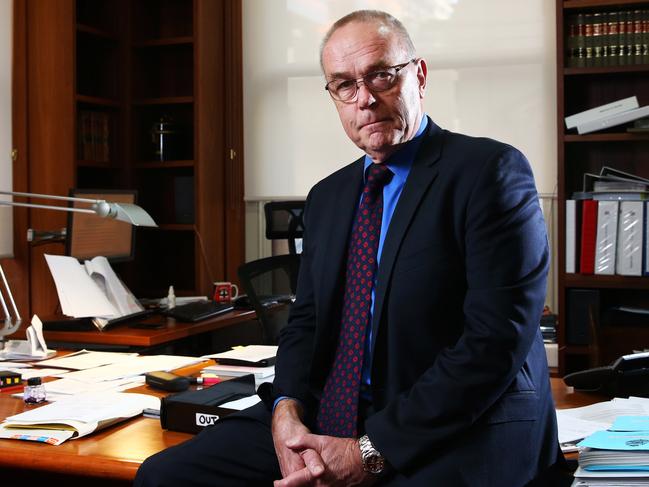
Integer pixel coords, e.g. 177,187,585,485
321,21,427,163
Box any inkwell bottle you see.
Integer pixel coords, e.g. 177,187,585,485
24,377,46,404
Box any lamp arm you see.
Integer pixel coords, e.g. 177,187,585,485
0,190,102,205
0,200,97,215
0,264,19,320
0,190,157,227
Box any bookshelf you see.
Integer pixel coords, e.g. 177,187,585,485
21,0,244,316
557,0,649,375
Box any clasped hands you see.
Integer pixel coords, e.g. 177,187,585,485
271,399,376,487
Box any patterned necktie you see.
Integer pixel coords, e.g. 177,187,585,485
316,163,393,437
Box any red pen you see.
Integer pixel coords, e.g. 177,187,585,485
0,383,25,394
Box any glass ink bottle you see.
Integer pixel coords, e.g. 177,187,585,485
24,377,46,404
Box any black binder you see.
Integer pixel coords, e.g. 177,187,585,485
160,374,256,434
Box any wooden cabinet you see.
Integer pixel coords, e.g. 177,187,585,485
557,0,649,375
21,0,244,316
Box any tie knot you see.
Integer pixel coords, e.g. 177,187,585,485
365,164,393,195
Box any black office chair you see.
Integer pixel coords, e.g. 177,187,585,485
264,201,305,255
237,254,300,345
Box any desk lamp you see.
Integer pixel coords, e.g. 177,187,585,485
0,190,158,347
0,263,21,345
0,190,158,227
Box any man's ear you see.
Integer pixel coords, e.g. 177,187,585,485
417,58,427,98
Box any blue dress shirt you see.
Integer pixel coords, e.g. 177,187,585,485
360,116,428,392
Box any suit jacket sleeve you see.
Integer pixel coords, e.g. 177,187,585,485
365,146,550,471
271,192,318,410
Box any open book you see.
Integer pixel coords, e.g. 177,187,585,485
0,391,160,445
44,254,145,330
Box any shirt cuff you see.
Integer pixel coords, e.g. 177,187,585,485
272,395,302,413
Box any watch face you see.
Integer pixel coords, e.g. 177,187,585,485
366,455,385,474
360,436,385,474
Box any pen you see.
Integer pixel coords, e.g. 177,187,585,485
0,383,25,394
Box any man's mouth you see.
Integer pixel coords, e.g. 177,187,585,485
360,119,389,130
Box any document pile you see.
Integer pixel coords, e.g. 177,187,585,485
0,391,160,446
557,396,649,453
572,416,649,486
202,345,277,385
0,351,207,444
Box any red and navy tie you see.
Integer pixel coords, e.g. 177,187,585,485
316,163,393,437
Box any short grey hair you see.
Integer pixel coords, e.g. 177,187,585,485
320,10,416,72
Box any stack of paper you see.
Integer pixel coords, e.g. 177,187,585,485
201,345,276,386
0,391,160,445
201,363,275,380
203,345,278,366
557,397,649,452
572,416,649,486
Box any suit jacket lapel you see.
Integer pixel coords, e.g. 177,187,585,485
316,157,364,339
370,121,444,357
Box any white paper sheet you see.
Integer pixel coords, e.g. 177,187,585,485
37,350,139,370
205,345,278,363
45,254,118,318
56,355,204,382
8,368,64,380
45,376,146,395
0,361,33,368
5,391,159,425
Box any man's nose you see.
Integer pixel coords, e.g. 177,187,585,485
356,82,376,108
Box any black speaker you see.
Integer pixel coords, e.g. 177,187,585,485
566,289,600,345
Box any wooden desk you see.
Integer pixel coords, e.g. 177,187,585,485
0,360,212,486
34,309,257,352
0,377,603,486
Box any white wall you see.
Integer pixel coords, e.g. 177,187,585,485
0,0,12,258
243,0,557,200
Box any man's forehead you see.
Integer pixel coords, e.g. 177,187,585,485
322,21,400,75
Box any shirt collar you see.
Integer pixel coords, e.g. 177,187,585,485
363,115,428,183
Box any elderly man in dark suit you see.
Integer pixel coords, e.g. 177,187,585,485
135,10,560,487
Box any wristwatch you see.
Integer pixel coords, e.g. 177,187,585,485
358,434,386,474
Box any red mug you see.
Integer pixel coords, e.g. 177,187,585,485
213,282,239,303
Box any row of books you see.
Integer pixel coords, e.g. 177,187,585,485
566,9,649,68
78,110,110,163
565,168,649,277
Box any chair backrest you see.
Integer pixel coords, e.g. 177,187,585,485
237,254,300,345
264,201,305,254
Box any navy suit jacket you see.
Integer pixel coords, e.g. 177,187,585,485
272,119,559,485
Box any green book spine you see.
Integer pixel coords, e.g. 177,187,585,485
592,12,605,67
607,12,620,66
625,10,635,64
642,10,649,64
633,10,643,64
567,15,577,67
584,13,594,67
575,14,586,68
